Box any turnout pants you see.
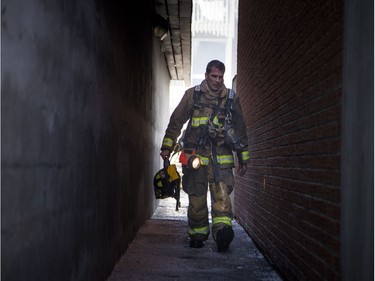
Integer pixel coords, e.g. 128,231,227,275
182,160,234,241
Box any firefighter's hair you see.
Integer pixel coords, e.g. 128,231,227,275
206,60,225,74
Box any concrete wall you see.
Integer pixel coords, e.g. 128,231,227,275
1,0,170,280
236,1,342,280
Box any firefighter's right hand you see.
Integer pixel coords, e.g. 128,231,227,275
160,149,171,160
237,163,247,176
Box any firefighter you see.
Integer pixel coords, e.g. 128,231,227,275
160,60,250,252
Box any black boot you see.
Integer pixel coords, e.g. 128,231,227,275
216,226,234,252
189,239,204,248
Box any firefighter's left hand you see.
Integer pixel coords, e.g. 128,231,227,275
237,163,247,176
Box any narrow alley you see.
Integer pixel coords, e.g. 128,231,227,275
2,0,372,281
106,191,283,281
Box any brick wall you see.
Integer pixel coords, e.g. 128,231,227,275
235,1,343,280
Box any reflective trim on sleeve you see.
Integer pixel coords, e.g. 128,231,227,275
162,137,174,148
217,154,234,165
241,151,250,161
212,216,232,226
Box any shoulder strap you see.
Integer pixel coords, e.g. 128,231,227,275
193,85,201,102
191,85,202,112
228,88,235,99
180,85,201,146
226,88,235,111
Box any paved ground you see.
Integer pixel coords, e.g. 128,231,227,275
106,191,283,281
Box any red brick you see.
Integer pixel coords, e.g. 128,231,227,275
236,0,343,280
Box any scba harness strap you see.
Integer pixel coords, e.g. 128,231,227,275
182,85,236,147
192,85,235,118
188,85,236,135
191,85,236,182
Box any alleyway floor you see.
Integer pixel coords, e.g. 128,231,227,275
106,191,283,281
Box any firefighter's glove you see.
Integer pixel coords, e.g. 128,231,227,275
160,149,171,160
237,163,247,176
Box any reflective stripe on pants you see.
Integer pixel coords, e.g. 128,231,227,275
188,194,209,240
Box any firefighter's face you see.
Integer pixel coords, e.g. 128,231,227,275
205,66,224,92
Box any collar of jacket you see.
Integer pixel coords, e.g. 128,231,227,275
200,80,227,100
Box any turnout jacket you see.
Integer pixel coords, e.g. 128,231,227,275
161,80,250,169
